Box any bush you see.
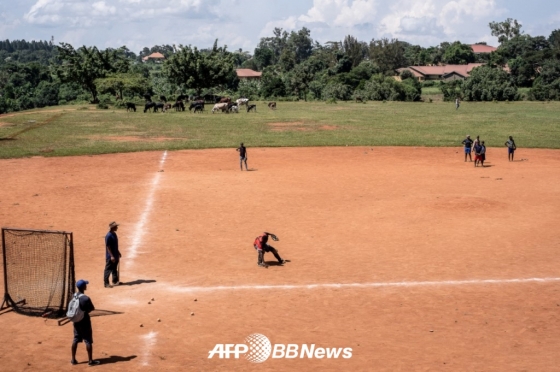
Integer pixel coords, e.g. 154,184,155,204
97,103,109,109
462,66,520,101
113,100,126,108
362,74,420,101
322,83,352,101
326,98,337,104
58,99,67,105
528,60,560,101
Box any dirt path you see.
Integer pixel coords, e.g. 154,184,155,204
0,147,559,371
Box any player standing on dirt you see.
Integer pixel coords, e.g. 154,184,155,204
236,143,248,171
254,232,286,268
104,221,122,288
70,280,100,366
462,135,473,162
505,136,517,161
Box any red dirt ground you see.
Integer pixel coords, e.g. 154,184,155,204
1,146,560,371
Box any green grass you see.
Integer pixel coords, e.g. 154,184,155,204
0,100,559,159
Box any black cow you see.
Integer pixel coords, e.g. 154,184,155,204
154,102,165,112
144,102,156,113
247,104,257,113
192,104,204,113
189,101,205,111
126,102,136,112
173,101,185,111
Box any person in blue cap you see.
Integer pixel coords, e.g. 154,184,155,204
71,279,99,366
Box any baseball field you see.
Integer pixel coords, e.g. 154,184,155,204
1,101,560,371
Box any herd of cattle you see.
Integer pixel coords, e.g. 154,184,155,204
124,95,277,114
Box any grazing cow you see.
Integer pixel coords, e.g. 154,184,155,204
192,104,204,113
189,101,205,111
236,98,249,107
144,102,156,113
173,101,185,111
229,105,239,113
154,102,165,112
247,104,257,113
143,94,152,102
125,102,136,112
212,103,229,113
355,96,363,103
219,97,231,104
163,103,172,112
268,102,276,110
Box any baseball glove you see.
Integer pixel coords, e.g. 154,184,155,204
270,234,279,241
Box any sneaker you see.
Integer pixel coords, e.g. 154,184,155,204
279,259,287,264
88,360,100,366
71,359,78,365
112,282,123,286
258,263,268,268
104,284,112,288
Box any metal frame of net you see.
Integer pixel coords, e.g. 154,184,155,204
1,228,75,317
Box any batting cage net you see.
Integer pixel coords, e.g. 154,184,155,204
1,228,75,317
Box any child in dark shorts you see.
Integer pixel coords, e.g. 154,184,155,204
71,280,100,366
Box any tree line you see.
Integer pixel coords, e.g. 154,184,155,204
1,19,559,113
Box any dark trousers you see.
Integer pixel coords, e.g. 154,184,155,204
256,244,282,264
104,259,119,285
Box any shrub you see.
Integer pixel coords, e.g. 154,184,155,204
97,103,109,109
462,66,520,101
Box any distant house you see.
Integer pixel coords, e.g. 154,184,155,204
470,44,497,54
236,69,262,80
142,52,165,63
397,63,486,82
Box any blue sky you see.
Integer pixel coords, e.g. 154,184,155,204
0,0,558,53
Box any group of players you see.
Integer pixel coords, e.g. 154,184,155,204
462,135,517,167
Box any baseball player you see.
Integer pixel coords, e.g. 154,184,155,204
254,232,286,268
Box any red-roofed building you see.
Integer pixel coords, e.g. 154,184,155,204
470,44,497,54
397,63,486,82
142,52,165,63
236,69,262,80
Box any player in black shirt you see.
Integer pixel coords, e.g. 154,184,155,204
236,143,248,171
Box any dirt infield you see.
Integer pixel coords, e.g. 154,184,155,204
1,146,560,371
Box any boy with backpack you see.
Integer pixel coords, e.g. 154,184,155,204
68,279,100,366
254,232,287,268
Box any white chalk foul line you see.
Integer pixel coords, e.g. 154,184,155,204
166,277,560,293
125,151,167,269
141,331,158,366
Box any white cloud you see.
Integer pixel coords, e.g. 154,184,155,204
299,0,377,27
23,0,212,27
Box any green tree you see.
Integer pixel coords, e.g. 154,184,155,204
342,35,368,68
529,59,560,100
54,43,130,103
163,41,235,95
95,73,149,100
461,66,519,101
442,42,475,64
368,38,407,74
489,18,523,43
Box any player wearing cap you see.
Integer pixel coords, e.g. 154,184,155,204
253,232,286,268
104,221,122,288
70,280,99,366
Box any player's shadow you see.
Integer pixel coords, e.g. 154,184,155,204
264,260,291,266
246,168,258,171
122,279,156,286
480,164,495,168
76,355,137,365
90,309,124,318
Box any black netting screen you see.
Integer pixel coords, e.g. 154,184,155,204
2,228,75,317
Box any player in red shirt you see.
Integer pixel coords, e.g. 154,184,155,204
254,232,286,268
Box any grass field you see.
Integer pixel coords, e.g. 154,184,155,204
1,100,559,158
